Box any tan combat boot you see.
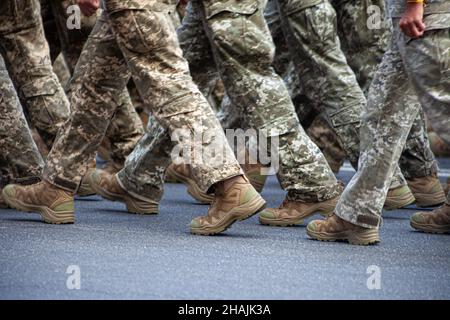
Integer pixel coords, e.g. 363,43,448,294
165,163,214,204
242,162,268,193
259,196,338,227
307,214,380,245
406,174,446,207
190,176,266,235
2,181,74,224
410,204,450,234
89,169,158,214
77,168,96,197
384,185,415,210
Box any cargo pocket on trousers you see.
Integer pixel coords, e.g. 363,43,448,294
108,8,176,54
204,0,273,59
21,76,59,127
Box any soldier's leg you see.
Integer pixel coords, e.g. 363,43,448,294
0,0,70,149
333,0,439,191
403,24,450,218
275,0,364,169
43,12,132,191
0,56,44,189
106,0,244,196
1,11,138,224
48,0,145,172
198,0,340,204
101,1,265,234
307,27,422,245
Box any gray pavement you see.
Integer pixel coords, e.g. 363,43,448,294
0,159,449,300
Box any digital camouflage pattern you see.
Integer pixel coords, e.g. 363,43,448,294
335,13,450,228
0,56,44,188
40,0,145,169
0,0,70,149
43,0,243,197
331,0,438,180
126,0,341,203
269,0,437,183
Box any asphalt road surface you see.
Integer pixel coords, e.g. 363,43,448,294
1,159,449,300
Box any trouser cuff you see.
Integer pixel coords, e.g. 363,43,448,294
117,170,164,203
42,173,79,193
335,210,381,229
287,182,343,203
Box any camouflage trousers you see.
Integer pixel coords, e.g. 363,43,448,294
0,0,70,150
271,0,437,182
331,0,438,180
0,56,44,188
123,0,341,203
335,19,450,228
43,1,242,195
40,0,145,168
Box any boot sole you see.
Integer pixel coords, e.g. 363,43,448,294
166,165,214,204
190,196,267,236
90,177,158,215
412,191,446,208
384,192,415,210
306,226,380,246
2,192,74,224
259,198,337,227
410,220,450,234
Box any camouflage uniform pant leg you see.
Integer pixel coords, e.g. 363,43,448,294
118,118,174,200
43,12,132,192
0,0,70,149
331,0,438,180
275,0,364,170
0,56,44,187
334,26,423,229
198,0,339,201
42,0,145,169
401,24,450,202
103,90,145,169
104,0,242,198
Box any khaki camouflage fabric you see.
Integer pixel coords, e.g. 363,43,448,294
0,0,70,149
267,0,437,183
335,12,450,228
40,0,145,169
122,0,341,203
43,0,243,197
0,56,44,187
331,0,438,180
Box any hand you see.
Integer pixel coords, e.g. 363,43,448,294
76,0,100,17
399,3,425,38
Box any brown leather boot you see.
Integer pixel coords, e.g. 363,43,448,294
165,163,214,204
384,185,415,210
259,196,338,227
2,181,74,224
190,176,266,235
77,169,96,197
307,214,380,245
406,174,446,207
89,169,158,214
410,204,450,234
